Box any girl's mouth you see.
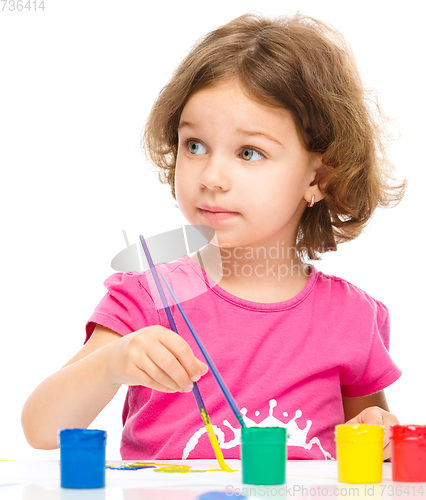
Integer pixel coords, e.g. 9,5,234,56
198,207,240,221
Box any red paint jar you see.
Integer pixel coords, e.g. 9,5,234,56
391,425,426,482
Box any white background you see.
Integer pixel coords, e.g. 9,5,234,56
1,0,424,460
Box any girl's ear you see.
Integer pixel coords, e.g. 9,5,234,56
304,158,327,204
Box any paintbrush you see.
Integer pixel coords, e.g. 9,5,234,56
160,273,246,429
139,234,232,472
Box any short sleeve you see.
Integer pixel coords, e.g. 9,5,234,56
85,272,163,343
341,299,402,397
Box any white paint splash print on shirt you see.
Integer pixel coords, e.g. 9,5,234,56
182,399,333,460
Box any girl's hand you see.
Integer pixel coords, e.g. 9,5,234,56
105,325,208,393
345,406,399,460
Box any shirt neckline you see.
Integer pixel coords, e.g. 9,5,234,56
182,254,318,312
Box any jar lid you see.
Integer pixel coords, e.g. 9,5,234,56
335,424,384,442
241,426,287,443
58,428,107,446
391,425,426,440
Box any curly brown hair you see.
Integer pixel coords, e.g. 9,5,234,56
141,12,406,261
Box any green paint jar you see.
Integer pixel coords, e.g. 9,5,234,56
241,427,287,485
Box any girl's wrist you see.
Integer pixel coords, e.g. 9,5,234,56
93,341,123,389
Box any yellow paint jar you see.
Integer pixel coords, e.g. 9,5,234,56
335,424,384,483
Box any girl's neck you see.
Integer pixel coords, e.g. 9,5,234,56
191,242,310,303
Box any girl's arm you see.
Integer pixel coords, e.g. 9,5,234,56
342,390,399,460
21,324,207,450
22,325,122,449
342,390,389,421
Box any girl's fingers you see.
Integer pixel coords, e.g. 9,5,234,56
345,406,399,458
135,376,178,394
157,330,205,384
144,340,196,391
127,353,181,392
382,411,399,450
344,415,360,425
135,351,181,391
358,407,384,426
361,407,399,448
383,441,391,461
117,326,207,393
197,359,209,376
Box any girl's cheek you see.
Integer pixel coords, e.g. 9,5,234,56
175,183,192,220
174,167,184,202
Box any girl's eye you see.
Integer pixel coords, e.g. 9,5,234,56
186,140,206,155
184,140,264,161
241,148,264,162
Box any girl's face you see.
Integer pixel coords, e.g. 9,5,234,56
175,80,323,251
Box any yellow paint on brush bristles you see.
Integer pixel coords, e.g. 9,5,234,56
107,409,235,474
200,408,234,473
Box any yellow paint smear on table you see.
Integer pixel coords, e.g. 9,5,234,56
108,462,237,474
155,464,235,473
107,462,156,470
155,465,204,473
107,407,236,474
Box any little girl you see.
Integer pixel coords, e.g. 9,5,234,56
22,12,406,461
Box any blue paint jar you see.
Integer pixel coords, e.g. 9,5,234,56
59,429,107,489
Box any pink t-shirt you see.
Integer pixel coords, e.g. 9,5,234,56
86,255,401,460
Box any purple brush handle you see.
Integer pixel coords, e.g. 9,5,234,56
139,235,207,413
161,273,246,428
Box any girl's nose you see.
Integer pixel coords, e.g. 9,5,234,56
200,155,231,191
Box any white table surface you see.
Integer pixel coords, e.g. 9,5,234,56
0,460,424,500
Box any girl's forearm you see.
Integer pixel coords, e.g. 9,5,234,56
21,343,121,450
